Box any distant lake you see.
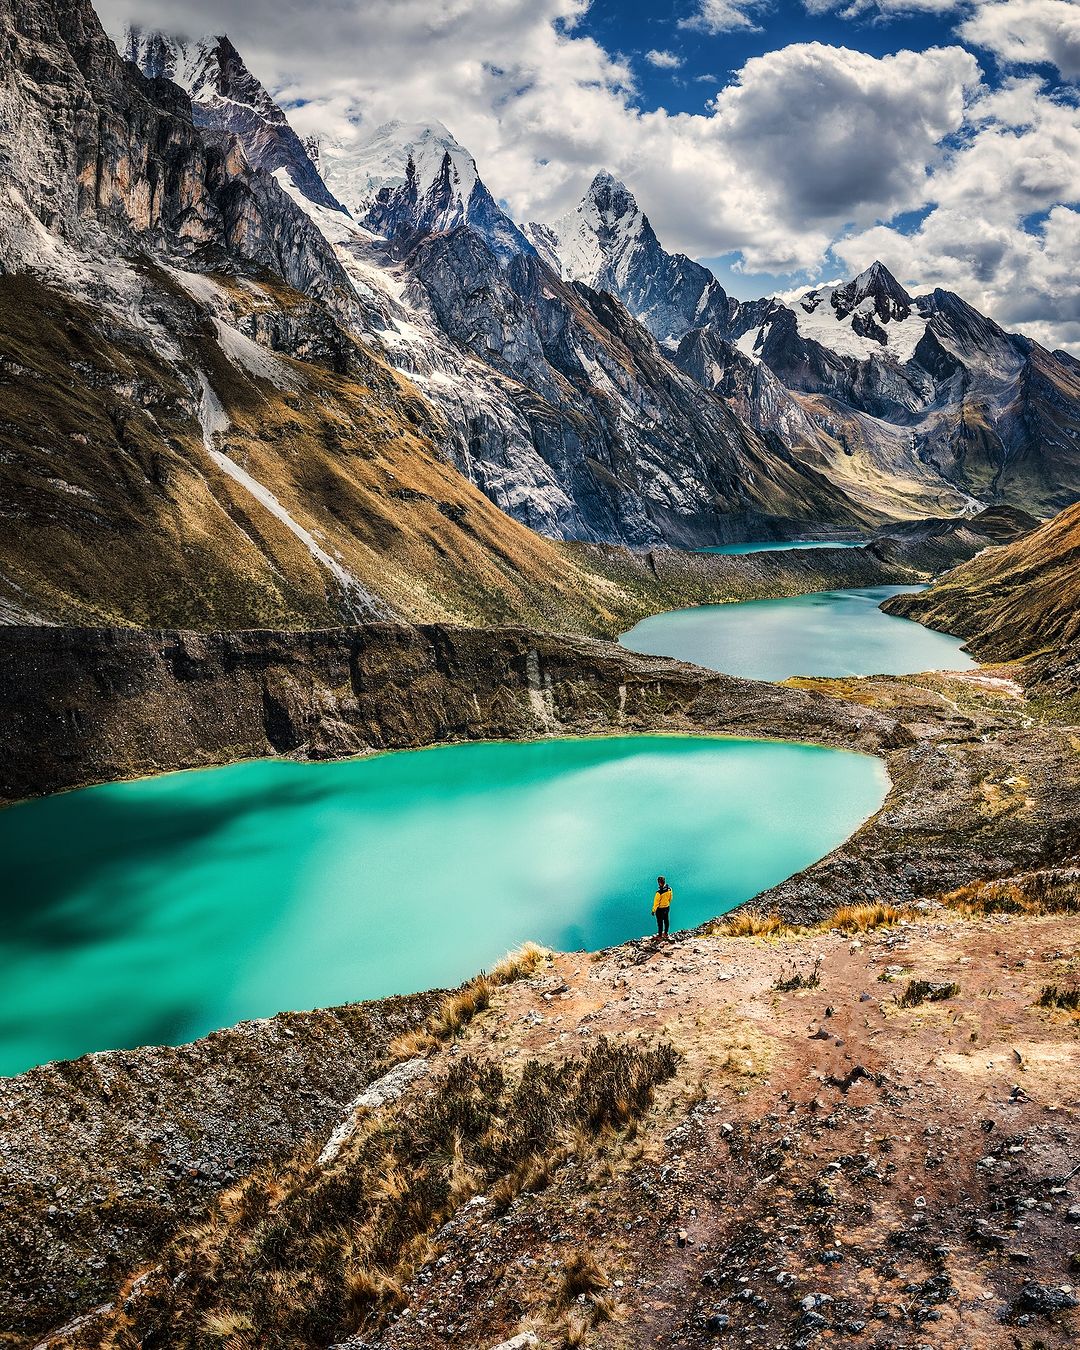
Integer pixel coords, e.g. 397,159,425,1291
620,585,976,680
0,736,888,1075
696,539,866,555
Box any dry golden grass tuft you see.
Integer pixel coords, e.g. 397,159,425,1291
343,1265,405,1312
557,1251,610,1306
939,868,1080,917
430,977,493,1038
1038,983,1080,1012
91,1037,679,1348
710,911,795,939
489,940,550,984
387,943,552,1063
560,1309,591,1346
829,902,917,932
202,1309,254,1339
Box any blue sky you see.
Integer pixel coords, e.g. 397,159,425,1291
581,0,967,111
101,0,1080,348
572,0,1077,300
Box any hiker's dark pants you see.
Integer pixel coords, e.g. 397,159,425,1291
656,907,670,936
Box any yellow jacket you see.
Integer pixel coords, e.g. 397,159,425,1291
652,886,672,913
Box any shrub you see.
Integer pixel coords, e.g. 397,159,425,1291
1037,983,1080,1011
773,958,822,992
896,980,959,1008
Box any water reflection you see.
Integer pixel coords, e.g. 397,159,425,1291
2,737,889,1075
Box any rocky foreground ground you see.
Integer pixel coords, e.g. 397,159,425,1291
340,904,1080,1350
1,656,1077,1348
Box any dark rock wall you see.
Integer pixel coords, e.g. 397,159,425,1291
0,622,890,803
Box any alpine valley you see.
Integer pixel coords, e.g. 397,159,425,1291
3,2,1080,1348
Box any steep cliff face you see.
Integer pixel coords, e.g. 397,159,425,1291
0,0,352,309
403,228,874,544
524,171,734,344
0,618,894,803
121,26,346,214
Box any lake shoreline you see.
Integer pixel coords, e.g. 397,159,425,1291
1,621,1072,926
3,735,890,1076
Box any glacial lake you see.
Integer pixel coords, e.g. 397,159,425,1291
696,539,866,555
0,735,888,1075
620,585,976,681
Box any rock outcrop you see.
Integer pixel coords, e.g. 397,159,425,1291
0,0,353,308
0,621,896,802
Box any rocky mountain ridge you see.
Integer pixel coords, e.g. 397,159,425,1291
3,0,1076,622
120,25,346,214
532,173,1080,520
109,21,1080,551
104,28,880,547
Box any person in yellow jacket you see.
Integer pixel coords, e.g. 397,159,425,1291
652,875,673,939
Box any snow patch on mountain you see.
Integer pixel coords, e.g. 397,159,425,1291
774,263,929,364
196,373,381,618
792,292,923,362
317,119,530,260
525,170,643,287
212,319,297,389
320,120,475,217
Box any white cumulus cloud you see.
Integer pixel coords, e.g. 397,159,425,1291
804,0,964,16
679,0,768,33
834,78,1080,351
959,0,1080,80
644,49,683,68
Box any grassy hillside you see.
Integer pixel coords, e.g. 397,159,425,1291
882,500,1080,660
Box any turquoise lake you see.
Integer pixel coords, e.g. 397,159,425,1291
0,735,888,1075
620,585,976,680
696,539,866,555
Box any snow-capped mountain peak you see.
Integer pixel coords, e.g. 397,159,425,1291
586,171,642,228
523,172,732,345
524,170,645,288
830,259,913,323
321,120,477,217
318,119,530,260
789,262,923,361
121,25,343,213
